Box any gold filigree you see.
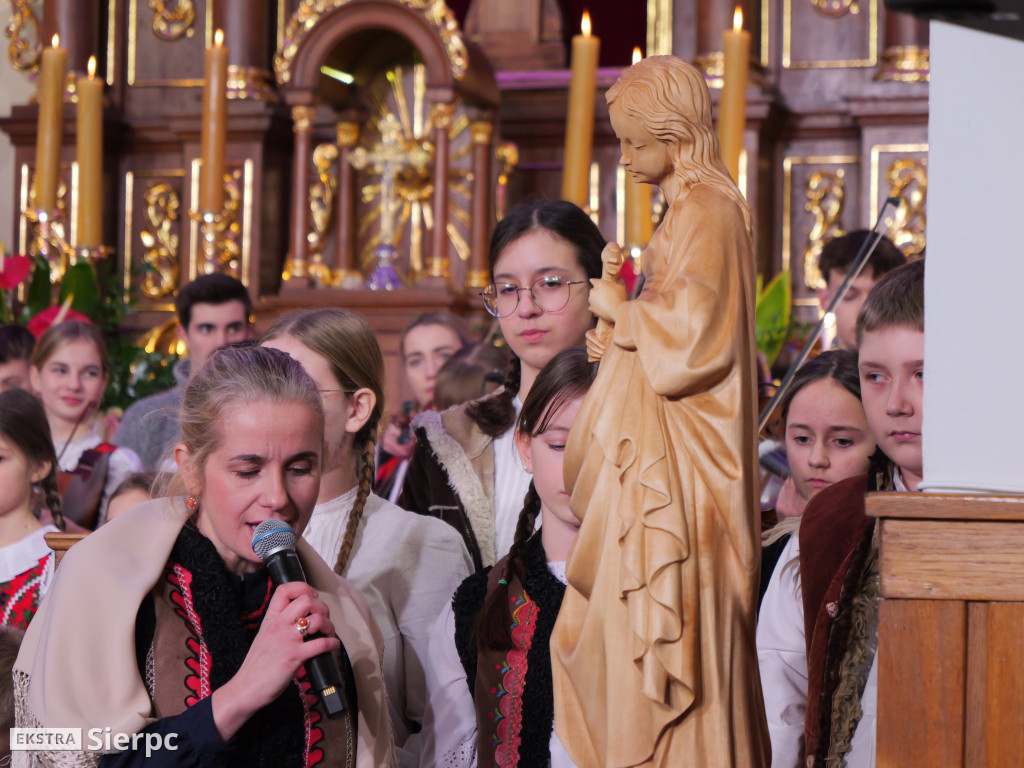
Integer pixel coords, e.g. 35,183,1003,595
5,0,41,71
495,141,519,221
692,52,724,88
25,174,71,281
884,158,926,258
875,45,929,83
429,102,455,130
139,182,180,299
336,121,360,148
802,169,846,290
469,121,493,145
227,65,279,101
148,0,195,41
274,0,467,85
307,142,338,285
812,0,859,18
292,105,314,133
194,169,243,277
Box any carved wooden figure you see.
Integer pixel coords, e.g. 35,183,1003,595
550,55,770,768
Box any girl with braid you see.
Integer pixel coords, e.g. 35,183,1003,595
263,309,473,768
420,347,596,768
399,201,603,571
0,389,65,630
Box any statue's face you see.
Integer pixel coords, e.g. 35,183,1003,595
609,101,674,187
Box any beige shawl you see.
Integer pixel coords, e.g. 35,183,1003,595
13,497,396,767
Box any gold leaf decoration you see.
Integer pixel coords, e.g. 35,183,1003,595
5,0,41,71
802,169,846,290
140,182,180,299
149,0,195,41
885,158,927,259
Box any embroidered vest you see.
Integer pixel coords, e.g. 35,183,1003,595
0,552,52,629
146,538,357,767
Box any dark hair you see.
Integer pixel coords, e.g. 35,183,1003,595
110,471,156,502
175,273,253,331
399,311,473,360
0,325,34,364
475,347,597,650
0,389,64,530
432,344,511,412
468,201,605,437
779,349,861,425
0,627,25,733
856,259,925,347
818,231,907,285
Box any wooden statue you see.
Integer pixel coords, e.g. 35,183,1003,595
550,55,770,767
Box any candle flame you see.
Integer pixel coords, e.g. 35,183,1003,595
87,56,96,78
632,47,642,65
214,28,224,47
51,33,60,48
733,7,743,31
581,11,591,37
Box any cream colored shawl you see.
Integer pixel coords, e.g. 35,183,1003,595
14,497,397,767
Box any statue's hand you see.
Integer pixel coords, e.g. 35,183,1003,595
589,277,627,323
601,242,624,280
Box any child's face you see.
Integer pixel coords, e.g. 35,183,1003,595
0,434,48,518
516,395,585,533
493,230,593,381
785,378,875,503
818,268,882,350
857,325,924,489
0,358,30,392
30,339,108,429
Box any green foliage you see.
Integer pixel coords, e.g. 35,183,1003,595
59,261,101,318
25,256,52,319
755,270,792,368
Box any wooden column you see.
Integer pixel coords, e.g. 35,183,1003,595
871,493,1024,767
335,121,361,286
214,0,275,100
43,0,99,78
467,120,493,291
694,0,738,84
876,9,930,82
423,102,454,289
284,105,314,287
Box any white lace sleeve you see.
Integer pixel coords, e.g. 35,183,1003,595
419,603,477,768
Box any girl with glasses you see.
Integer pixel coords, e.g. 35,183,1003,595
399,200,603,571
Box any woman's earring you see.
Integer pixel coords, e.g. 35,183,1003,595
186,495,200,511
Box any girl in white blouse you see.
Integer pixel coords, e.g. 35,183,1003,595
264,309,473,768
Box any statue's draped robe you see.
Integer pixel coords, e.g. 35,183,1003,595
551,182,770,767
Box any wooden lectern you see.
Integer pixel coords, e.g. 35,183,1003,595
871,492,1024,766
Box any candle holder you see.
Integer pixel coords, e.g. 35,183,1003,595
188,206,237,276
22,207,76,282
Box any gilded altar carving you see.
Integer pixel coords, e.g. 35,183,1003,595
802,169,846,290
274,0,467,85
139,182,180,299
148,0,196,41
227,65,279,101
292,105,315,134
307,142,338,285
884,158,926,258
5,0,41,71
875,45,929,83
812,0,859,18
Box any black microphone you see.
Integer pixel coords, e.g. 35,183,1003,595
251,520,349,718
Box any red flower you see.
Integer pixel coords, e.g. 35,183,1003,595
27,305,92,339
0,254,31,291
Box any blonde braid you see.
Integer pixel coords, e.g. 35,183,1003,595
334,435,376,575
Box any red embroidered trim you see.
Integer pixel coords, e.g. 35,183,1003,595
167,565,212,704
0,553,51,629
489,593,539,767
297,667,325,766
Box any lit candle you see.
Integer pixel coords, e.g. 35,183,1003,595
562,11,600,207
718,7,750,183
76,56,103,247
200,29,228,213
35,34,67,213
624,46,653,250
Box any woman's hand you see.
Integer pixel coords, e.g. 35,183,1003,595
588,277,628,323
381,421,415,460
210,582,340,742
775,477,807,520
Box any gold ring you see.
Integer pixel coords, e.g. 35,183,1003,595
295,616,310,638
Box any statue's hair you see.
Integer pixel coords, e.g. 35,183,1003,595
606,55,751,235
161,344,324,497
263,309,385,574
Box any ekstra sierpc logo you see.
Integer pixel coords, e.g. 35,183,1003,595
10,728,179,756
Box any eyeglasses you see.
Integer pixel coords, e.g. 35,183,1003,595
480,275,588,318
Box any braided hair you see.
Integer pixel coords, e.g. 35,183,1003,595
468,200,604,437
475,347,598,650
0,389,65,530
263,309,385,575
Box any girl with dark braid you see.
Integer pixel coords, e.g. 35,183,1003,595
421,347,596,768
0,389,64,630
263,309,473,768
399,201,603,571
